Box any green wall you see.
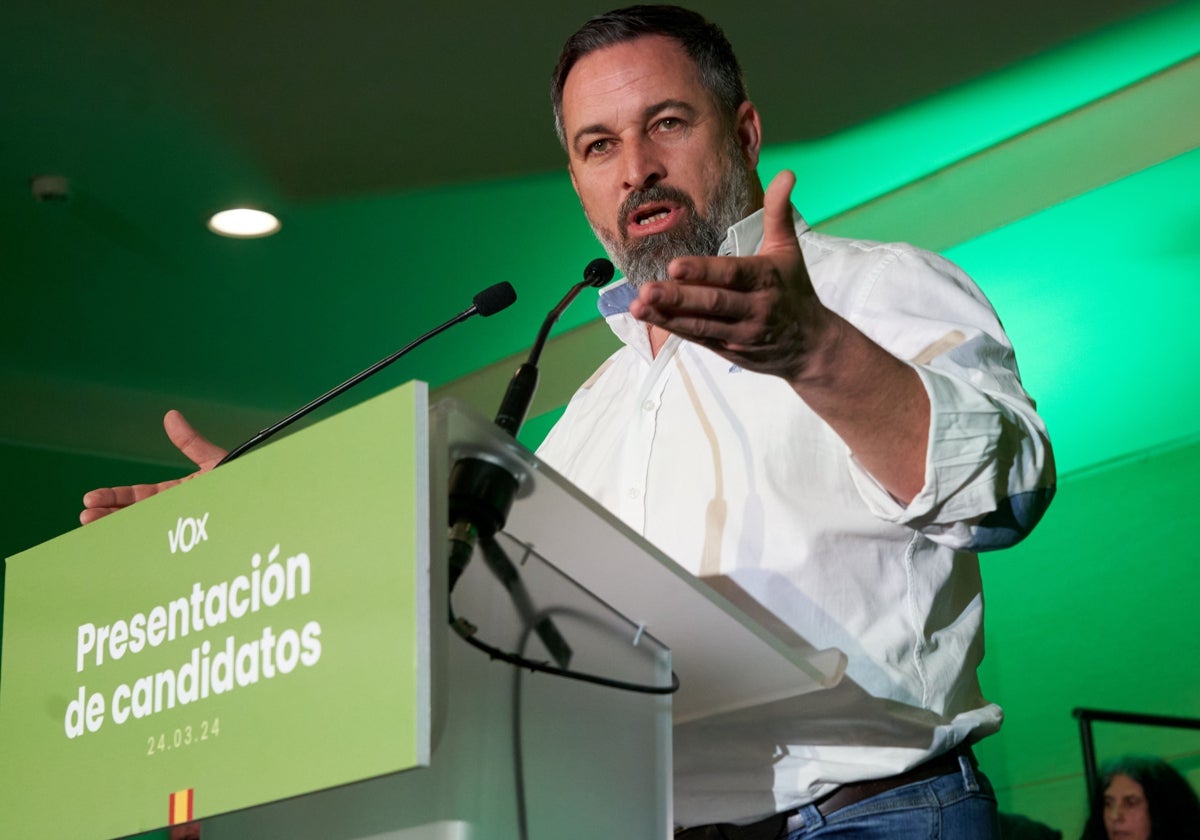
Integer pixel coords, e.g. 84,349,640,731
977,437,1200,834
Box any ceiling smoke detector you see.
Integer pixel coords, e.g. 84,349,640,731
31,175,70,203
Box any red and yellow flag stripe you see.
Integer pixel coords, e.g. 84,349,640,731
168,788,194,825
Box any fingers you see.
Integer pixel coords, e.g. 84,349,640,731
631,236,790,345
83,482,181,509
632,257,777,338
637,271,755,318
80,507,119,525
77,412,217,526
163,410,228,470
760,169,799,256
666,254,760,291
81,487,120,512
80,479,185,524
651,168,799,295
626,169,818,375
634,240,790,330
633,287,778,353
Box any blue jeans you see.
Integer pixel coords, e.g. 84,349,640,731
784,757,999,839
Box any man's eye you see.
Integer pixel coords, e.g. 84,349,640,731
658,117,683,131
587,139,611,155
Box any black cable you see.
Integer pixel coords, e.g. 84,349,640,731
477,533,572,669
510,615,534,840
449,592,677,838
506,600,673,838
447,527,677,838
448,604,678,693
446,543,680,696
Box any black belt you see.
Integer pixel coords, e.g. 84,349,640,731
674,746,975,840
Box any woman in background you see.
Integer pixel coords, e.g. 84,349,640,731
1080,754,1200,840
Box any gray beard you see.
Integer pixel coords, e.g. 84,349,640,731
591,151,752,289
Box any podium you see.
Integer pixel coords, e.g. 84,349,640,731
0,383,843,839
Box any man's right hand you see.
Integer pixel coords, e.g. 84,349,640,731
80,410,228,525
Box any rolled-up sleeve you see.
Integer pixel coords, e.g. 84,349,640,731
850,361,1055,550
812,237,1056,551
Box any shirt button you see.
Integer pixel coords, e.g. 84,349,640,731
627,487,641,500
642,399,656,412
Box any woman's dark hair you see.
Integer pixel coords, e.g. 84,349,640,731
550,5,748,147
1080,754,1200,839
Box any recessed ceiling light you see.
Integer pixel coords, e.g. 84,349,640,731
207,208,281,238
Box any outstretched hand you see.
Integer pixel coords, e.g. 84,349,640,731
80,410,228,525
628,169,838,383
629,168,930,503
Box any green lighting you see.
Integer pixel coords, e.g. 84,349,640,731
947,148,1200,475
759,2,1200,223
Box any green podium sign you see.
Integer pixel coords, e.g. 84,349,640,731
0,382,431,839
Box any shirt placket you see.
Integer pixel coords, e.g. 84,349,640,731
615,345,675,534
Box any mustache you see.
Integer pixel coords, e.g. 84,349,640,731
618,184,697,233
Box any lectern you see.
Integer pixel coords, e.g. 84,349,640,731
0,383,842,840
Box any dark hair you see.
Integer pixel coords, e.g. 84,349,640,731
550,5,748,147
1080,755,1200,839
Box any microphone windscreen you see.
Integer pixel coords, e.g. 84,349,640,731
584,258,615,288
474,281,517,317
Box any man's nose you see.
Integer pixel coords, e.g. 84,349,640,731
622,138,665,191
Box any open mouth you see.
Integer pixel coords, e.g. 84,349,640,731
635,206,671,225
626,202,682,236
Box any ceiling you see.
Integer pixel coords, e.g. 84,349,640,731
0,0,1195,468
6,0,1178,197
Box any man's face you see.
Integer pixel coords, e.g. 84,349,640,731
560,35,756,287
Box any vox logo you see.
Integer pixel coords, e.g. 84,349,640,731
168,513,210,554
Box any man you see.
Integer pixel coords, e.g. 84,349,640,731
537,6,1054,838
83,6,1055,838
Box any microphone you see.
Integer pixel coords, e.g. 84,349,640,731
449,258,612,540
493,257,615,436
447,258,612,670
219,281,517,465
447,258,611,570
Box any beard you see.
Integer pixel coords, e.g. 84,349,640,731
588,138,752,289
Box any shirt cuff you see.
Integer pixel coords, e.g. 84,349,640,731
848,364,1007,528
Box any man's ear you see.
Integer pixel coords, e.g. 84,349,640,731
735,101,763,168
568,161,579,195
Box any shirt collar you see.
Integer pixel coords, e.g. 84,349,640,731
721,205,811,258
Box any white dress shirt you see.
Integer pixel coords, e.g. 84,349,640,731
536,208,1055,826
